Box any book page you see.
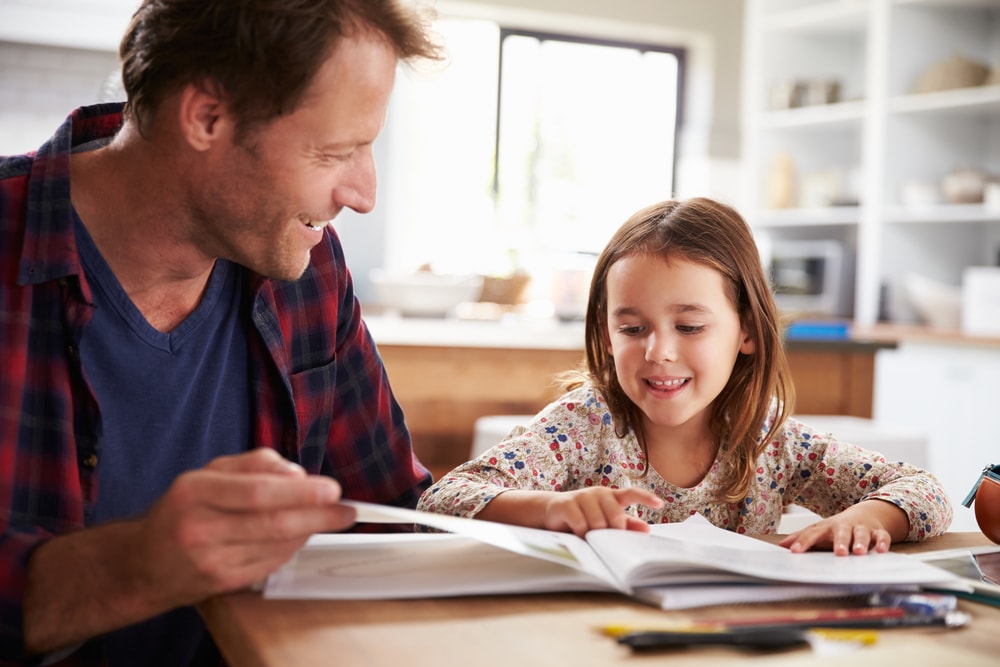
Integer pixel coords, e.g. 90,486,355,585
265,533,617,600
586,516,962,589
338,500,621,589
632,581,886,611
645,514,784,552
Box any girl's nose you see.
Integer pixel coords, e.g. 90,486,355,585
645,331,677,363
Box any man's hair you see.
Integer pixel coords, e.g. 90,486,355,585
574,197,795,502
119,0,442,137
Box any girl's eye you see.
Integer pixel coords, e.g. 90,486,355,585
616,325,644,336
677,324,706,334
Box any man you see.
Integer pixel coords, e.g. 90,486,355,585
0,1,442,664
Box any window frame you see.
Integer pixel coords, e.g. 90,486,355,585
492,27,686,202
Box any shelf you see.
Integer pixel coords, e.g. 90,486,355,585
758,100,867,129
894,0,1000,9
889,85,1000,116
745,0,1000,326
884,203,1000,224
762,1,870,33
754,206,861,227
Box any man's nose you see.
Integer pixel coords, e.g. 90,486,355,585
334,152,377,214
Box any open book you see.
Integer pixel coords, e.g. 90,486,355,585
264,500,963,610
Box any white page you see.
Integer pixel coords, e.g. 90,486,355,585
587,520,963,588
338,500,620,588
265,533,617,599
632,582,891,611
645,513,784,552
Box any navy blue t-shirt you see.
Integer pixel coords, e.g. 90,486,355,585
76,215,251,666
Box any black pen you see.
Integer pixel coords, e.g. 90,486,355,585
617,627,809,651
615,611,969,652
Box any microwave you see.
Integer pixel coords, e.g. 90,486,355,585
767,240,852,317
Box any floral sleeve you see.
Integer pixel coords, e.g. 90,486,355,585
417,386,635,517
778,417,953,541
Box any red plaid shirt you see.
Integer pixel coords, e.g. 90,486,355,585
0,105,431,665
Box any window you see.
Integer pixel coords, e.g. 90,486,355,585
382,17,683,296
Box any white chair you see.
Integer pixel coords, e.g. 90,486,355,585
471,415,533,458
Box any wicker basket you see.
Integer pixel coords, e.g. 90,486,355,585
912,54,989,94
478,274,532,305
987,61,1000,87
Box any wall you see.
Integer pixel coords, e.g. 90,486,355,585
0,42,118,154
0,0,745,302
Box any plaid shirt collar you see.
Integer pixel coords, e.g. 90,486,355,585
17,103,126,289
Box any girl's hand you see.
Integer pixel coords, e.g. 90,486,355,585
542,487,664,537
778,500,909,556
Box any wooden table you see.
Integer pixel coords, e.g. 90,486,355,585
200,533,999,666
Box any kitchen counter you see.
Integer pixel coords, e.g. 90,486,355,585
364,314,585,350
854,322,1000,349
365,314,1000,352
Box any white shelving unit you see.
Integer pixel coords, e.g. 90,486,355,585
742,0,1000,327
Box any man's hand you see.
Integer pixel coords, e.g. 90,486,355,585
24,448,356,655
135,448,356,608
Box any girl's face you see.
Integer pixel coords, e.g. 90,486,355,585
604,252,754,442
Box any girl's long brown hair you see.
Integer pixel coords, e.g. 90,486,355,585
567,198,795,501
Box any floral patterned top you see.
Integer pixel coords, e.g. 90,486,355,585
417,385,953,541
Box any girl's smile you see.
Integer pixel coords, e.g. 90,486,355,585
645,376,690,395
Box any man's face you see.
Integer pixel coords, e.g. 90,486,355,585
192,30,397,281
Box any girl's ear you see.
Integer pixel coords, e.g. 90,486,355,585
738,327,756,355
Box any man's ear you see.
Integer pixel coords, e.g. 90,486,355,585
177,81,231,152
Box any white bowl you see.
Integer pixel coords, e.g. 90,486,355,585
370,270,483,317
903,272,962,330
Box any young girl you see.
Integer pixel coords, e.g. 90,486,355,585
418,198,952,555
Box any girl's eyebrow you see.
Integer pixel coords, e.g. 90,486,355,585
610,303,712,318
610,306,641,318
673,303,713,314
